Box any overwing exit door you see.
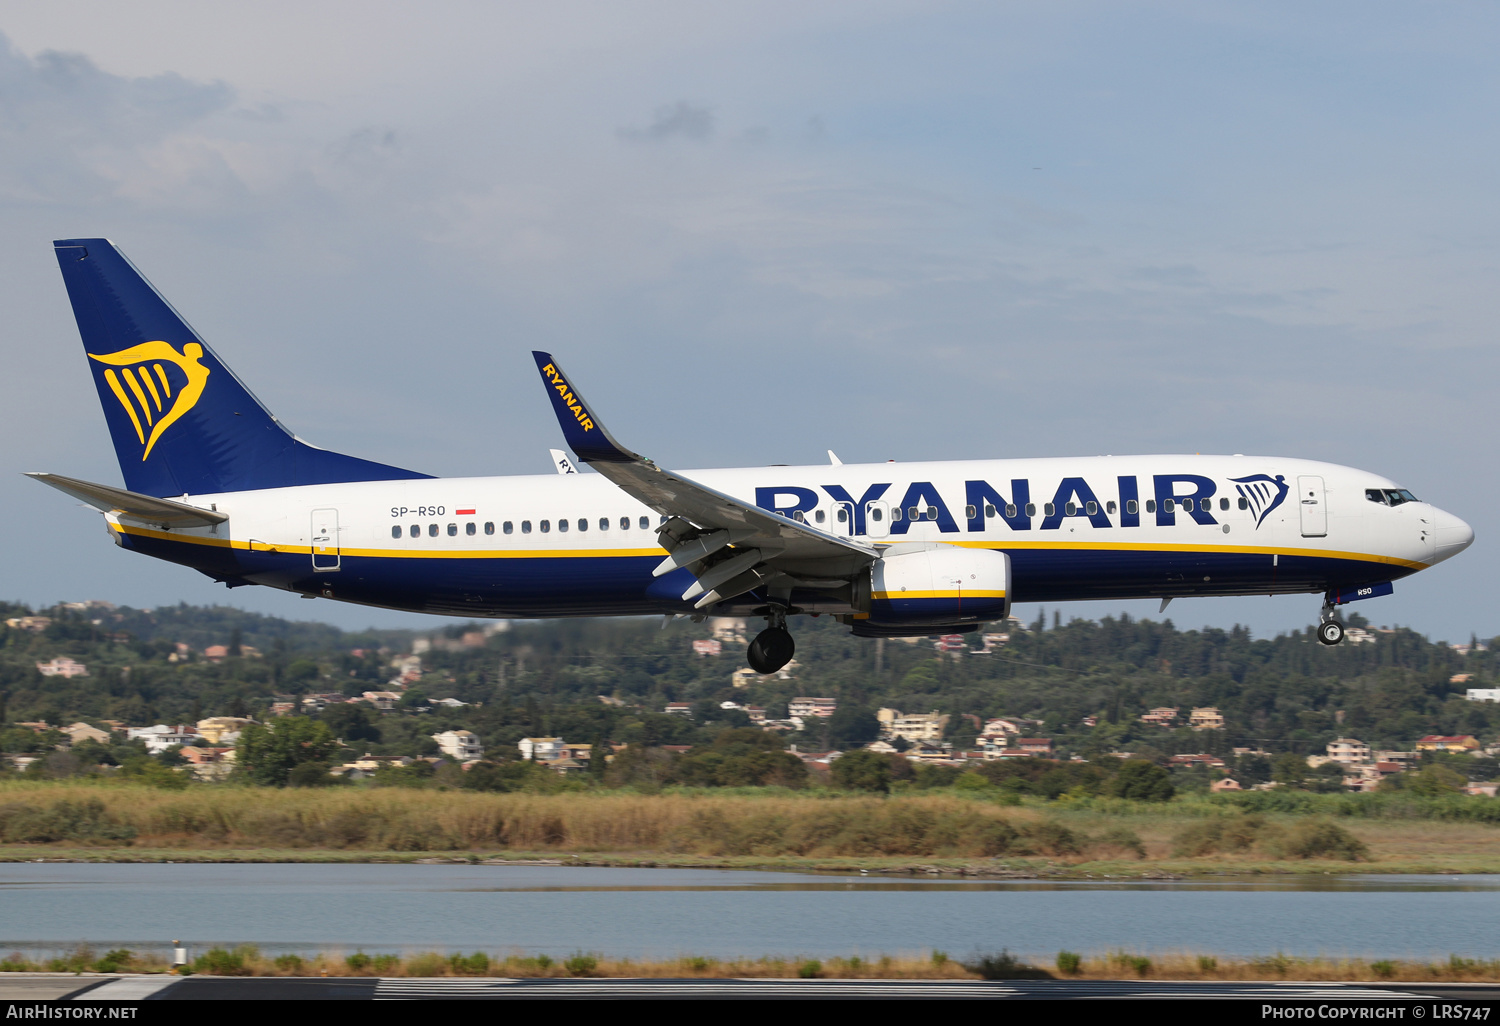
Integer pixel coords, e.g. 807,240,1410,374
1297,477,1327,538
311,508,341,570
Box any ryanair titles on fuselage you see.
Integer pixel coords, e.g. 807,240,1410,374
755,471,1288,536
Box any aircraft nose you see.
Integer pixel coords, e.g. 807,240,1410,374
1431,508,1475,564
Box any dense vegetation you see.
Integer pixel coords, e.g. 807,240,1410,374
1,600,1497,795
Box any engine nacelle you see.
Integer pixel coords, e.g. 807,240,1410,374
854,543,1010,627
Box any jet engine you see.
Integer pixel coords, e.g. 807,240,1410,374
851,543,1010,630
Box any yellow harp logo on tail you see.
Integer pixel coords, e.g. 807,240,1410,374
88,341,211,460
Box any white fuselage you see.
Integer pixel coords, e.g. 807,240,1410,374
104,453,1472,620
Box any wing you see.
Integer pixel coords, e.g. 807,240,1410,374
532,352,876,608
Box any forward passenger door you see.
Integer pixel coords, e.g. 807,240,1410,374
1297,477,1327,538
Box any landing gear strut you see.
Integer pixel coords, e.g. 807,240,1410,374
747,603,795,674
1316,597,1345,647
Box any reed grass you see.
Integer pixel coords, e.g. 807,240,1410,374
0,780,1495,870
12,943,1500,983
0,782,1101,858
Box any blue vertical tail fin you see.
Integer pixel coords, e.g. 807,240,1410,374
53,239,430,497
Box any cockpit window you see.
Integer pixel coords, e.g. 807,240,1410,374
1368,488,1419,506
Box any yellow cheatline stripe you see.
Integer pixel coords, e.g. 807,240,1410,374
153,363,172,398
103,370,145,444
872,590,1006,600
139,366,164,411
338,546,669,560
941,537,1429,571
122,367,154,425
110,523,1429,570
112,524,667,558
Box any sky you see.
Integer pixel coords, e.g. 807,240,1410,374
1,1,1496,641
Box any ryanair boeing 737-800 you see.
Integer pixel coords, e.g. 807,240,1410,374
31,239,1474,673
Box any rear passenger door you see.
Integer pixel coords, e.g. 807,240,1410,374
311,508,341,570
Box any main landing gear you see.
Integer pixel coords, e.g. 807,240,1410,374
1316,597,1345,647
747,602,796,674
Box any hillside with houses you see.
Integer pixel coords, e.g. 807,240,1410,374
1,600,1498,796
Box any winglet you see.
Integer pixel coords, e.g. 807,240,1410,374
531,352,640,464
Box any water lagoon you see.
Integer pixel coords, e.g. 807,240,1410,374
1,864,1495,961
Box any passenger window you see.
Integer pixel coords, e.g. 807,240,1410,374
1005,504,1017,518
1164,499,1175,513
639,516,650,530
925,508,938,521
985,504,996,518
1045,503,1056,517
661,516,669,525
465,522,476,536
1065,502,1076,516
577,518,587,532
793,510,806,523
1219,497,1229,511
837,508,848,523
447,523,458,536
1025,503,1036,517
522,520,532,534
498,522,508,535
1086,501,1097,516
541,520,551,533
600,518,609,531
558,519,568,533
870,507,884,522
1181,499,1193,513
815,510,825,524
428,523,438,537
1106,501,1117,515
1126,500,1137,515
391,526,401,539
1145,500,1156,514
1238,497,1249,510
620,517,630,530
409,524,419,537
965,505,978,519
891,507,902,522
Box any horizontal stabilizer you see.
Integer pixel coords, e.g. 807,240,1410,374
26,472,227,529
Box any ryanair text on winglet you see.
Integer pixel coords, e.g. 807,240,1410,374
541,364,595,432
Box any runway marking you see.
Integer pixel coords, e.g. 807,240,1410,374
374,978,1019,999
73,975,185,1000
374,978,1440,1000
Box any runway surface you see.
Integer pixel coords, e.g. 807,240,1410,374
16,975,1496,1001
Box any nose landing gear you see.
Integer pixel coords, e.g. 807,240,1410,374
1316,596,1345,646
747,602,796,674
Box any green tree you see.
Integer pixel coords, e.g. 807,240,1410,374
1107,760,1175,801
1403,764,1467,796
1271,753,1309,787
236,716,341,786
831,749,894,793
827,706,880,748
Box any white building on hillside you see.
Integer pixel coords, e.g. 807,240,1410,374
127,724,199,754
432,730,483,761
518,737,565,761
